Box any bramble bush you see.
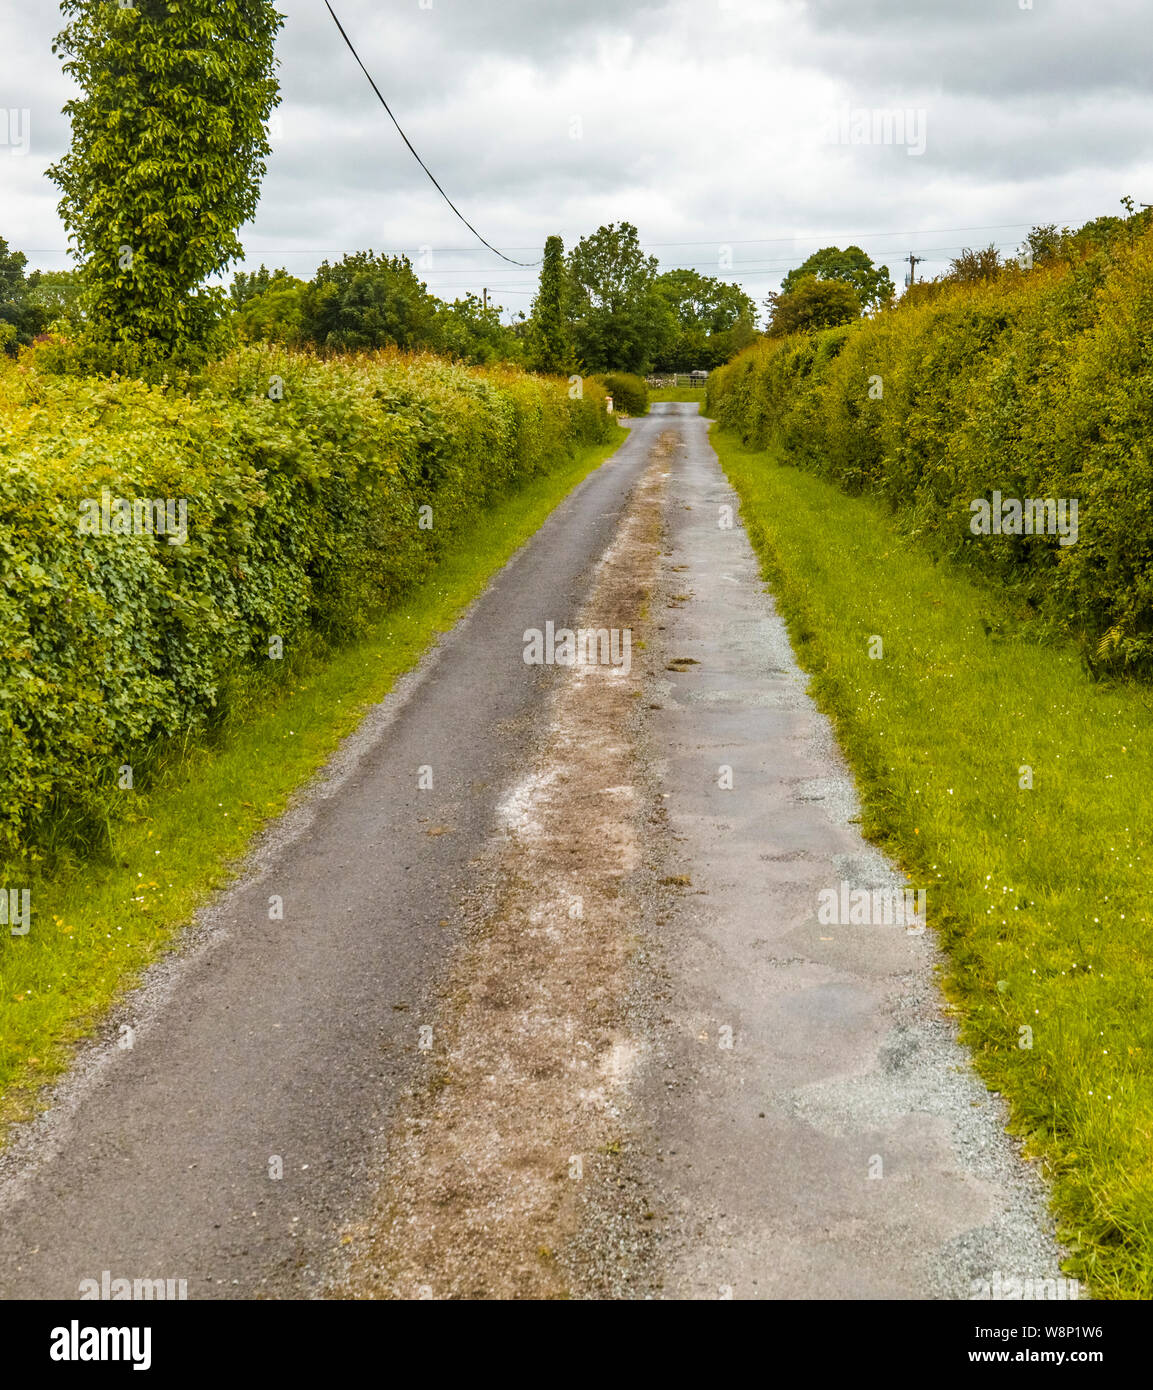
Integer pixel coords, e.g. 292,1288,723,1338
706,223,1153,676
0,345,613,857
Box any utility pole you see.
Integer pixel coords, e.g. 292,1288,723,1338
482,287,488,312
904,252,922,286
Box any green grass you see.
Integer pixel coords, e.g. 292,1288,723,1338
647,387,705,406
712,425,1153,1301
0,431,626,1136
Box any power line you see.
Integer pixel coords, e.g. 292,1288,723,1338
409,240,1024,276
322,0,536,269
634,222,1049,247
14,220,1070,263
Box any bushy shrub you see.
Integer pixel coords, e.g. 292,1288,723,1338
597,372,648,416
0,345,613,855
706,224,1153,677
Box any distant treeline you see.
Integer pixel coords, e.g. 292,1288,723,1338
226,222,758,376
2,222,757,379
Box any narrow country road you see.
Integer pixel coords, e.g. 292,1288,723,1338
0,405,1064,1300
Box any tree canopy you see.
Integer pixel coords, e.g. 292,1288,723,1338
566,222,669,374
653,268,757,371
779,246,894,313
764,276,860,337
0,239,84,353
227,254,527,365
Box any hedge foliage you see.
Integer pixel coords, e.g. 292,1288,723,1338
0,346,613,855
707,223,1153,676
597,372,648,416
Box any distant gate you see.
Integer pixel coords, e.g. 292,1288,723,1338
646,372,708,387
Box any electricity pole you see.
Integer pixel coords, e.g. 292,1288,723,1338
482,287,488,312
905,252,923,286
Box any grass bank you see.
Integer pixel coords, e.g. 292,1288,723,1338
647,386,705,405
713,425,1153,1301
0,429,626,1137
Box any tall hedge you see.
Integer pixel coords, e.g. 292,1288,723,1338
0,346,613,855
707,224,1153,676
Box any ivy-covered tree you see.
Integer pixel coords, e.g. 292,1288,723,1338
528,235,571,373
48,0,283,352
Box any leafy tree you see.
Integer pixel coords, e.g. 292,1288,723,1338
234,254,524,361
25,269,85,332
764,276,860,337
299,252,440,351
566,221,671,374
1071,216,1128,251
48,0,283,352
654,268,757,370
230,264,298,309
0,240,79,350
528,234,571,373
0,237,31,351
233,271,305,345
0,237,28,306
948,245,1003,284
1023,224,1066,266
779,246,894,313
433,293,522,365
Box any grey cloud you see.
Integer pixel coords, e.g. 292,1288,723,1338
796,0,1152,98
1,0,1149,311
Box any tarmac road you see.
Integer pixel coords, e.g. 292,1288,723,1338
0,404,1065,1300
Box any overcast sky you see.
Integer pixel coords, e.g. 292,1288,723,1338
3,0,1151,322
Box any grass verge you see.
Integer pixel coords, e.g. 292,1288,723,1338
0,430,626,1138
712,425,1153,1301
647,387,705,406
